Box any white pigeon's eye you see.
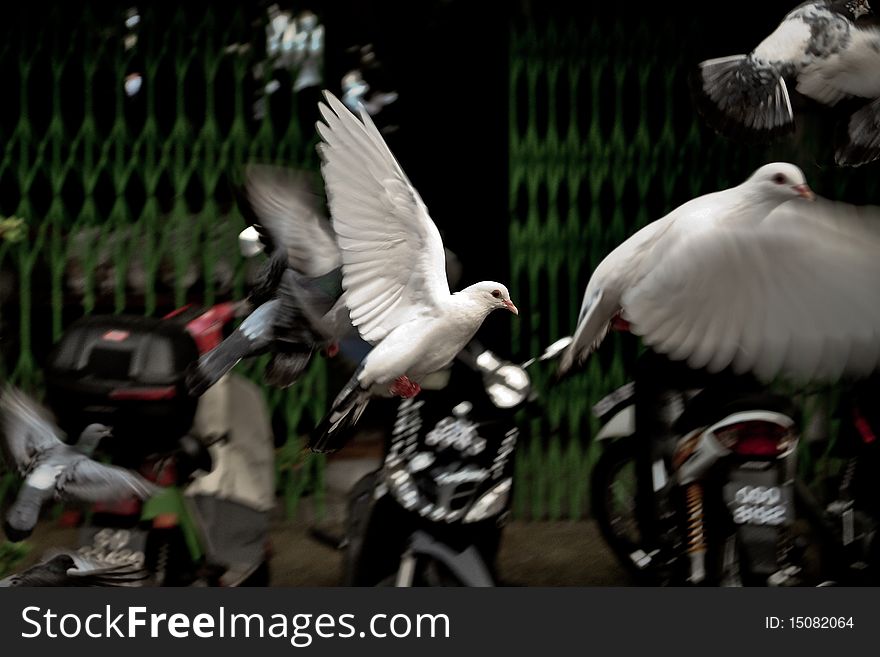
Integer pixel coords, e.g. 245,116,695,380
491,290,502,299
772,173,787,185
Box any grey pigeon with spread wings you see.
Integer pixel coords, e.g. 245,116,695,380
0,388,157,542
186,166,348,396
309,92,518,453
0,551,149,587
558,162,880,383
696,0,880,166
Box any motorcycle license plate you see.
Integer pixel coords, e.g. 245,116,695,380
723,472,793,528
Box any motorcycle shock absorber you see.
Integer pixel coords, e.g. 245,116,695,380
685,482,707,584
838,457,857,501
835,457,858,546
154,540,170,587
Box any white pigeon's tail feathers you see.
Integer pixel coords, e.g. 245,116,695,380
557,289,613,377
836,99,880,168
694,55,794,137
310,366,370,453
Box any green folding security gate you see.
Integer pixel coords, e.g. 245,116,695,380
0,5,325,516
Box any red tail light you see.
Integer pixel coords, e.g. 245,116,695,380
715,421,795,457
109,386,177,401
853,408,877,445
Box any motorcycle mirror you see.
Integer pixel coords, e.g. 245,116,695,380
238,226,264,258
541,336,574,360
521,336,574,368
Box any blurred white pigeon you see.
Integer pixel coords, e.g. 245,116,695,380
309,91,518,452
0,388,158,542
696,0,880,166
558,162,880,383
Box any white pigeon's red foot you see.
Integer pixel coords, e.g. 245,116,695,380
390,376,421,399
611,314,631,333
324,342,340,358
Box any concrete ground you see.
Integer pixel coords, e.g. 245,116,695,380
12,451,630,586
16,513,629,587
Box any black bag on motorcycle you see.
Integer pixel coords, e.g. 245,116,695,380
44,314,200,464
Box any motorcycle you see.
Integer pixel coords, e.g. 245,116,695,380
591,348,880,586
336,338,571,587
42,303,272,587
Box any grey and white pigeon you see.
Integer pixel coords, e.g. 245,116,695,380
308,91,518,453
557,162,880,382
186,166,348,397
0,388,158,542
0,551,149,587
696,0,880,166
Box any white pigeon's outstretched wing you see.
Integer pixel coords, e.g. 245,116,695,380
55,458,158,503
0,388,65,476
622,197,880,382
316,91,450,344
243,165,341,278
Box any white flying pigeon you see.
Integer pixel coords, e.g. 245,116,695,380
696,0,880,166
0,388,158,542
309,91,518,453
186,166,349,396
557,162,880,383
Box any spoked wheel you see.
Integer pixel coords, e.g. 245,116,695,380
591,436,653,579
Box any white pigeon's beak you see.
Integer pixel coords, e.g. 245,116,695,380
793,184,815,201
504,300,519,315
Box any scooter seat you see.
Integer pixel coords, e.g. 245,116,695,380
674,388,799,435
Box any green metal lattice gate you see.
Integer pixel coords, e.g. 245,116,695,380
0,4,326,516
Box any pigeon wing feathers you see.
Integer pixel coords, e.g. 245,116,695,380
55,458,158,503
63,552,150,586
274,270,342,342
2,551,149,587
694,8,817,136
796,25,880,106
243,165,341,277
316,91,450,345
837,98,880,167
622,197,880,382
0,388,65,476
558,289,615,375
696,55,795,135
